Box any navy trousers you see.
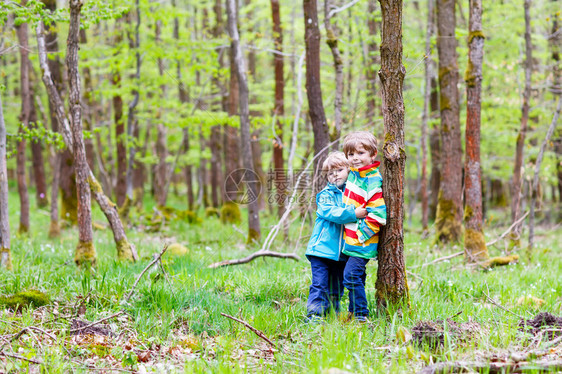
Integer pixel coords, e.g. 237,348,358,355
306,255,346,317
343,256,370,317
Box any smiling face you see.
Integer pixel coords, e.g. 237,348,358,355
347,145,377,169
327,167,349,188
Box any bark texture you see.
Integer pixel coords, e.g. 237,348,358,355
154,20,168,207
303,0,330,185
464,0,489,262
112,17,127,208
366,1,380,119
29,83,48,209
67,0,96,267
434,0,463,244
375,0,410,309
226,0,261,243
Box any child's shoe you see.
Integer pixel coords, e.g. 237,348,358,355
304,314,324,324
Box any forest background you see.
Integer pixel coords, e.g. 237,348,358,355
0,0,561,372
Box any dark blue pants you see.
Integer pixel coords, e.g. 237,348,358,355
306,255,346,317
343,256,370,317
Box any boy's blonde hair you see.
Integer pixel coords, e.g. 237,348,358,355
342,131,378,157
322,151,350,171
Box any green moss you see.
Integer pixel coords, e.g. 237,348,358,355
463,205,474,221
75,240,97,268
468,30,486,44
464,228,489,262
178,210,202,224
433,192,462,245
440,92,451,111
118,195,132,220
1,247,12,271
116,239,135,262
220,202,241,224
87,176,103,194
385,133,395,144
464,59,477,87
0,290,50,311
205,207,220,218
484,254,519,269
247,228,261,244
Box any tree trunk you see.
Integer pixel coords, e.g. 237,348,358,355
434,0,463,244
28,82,48,209
303,0,330,185
366,1,380,119
270,0,287,219
428,75,440,221
124,0,141,217
37,21,138,263
0,94,12,270
210,125,222,207
375,0,410,308
421,0,434,231
226,0,261,243
79,29,95,172
549,0,561,216
67,0,96,267
324,0,344,149
154,20,168,207
464,0,489,262
510,0,533,248
15,13,31,234
112,17,127,207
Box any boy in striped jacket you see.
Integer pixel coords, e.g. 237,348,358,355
341,131,387,321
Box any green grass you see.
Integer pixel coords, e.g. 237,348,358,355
1,187,561,373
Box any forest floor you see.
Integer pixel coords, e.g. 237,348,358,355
1,188,561,373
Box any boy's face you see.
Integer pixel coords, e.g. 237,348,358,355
347,145,377,168
327,167,349,188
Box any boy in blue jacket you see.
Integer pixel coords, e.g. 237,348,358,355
305,152,367,321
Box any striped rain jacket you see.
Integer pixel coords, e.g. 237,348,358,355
342,161,387,259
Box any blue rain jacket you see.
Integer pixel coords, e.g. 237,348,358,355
305,183,358,261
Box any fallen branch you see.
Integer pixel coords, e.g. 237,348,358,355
412,251,463,268
124,244,169,302
220,313,276,348
68,311,124,334
486,211,529,247
209,251,301,269
418,360,562,374
483,291,524,320
0,351,43,365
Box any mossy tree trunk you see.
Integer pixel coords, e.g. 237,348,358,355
434,0,463,245
428,75,441,222
79,29,96,173
15,11,31,234
37,21,138,263
509,0,533,248
112,16,127,208
549,0,562,216
375,0,410,309
226,0,261,243
29,82,48,209
421,0,435,232
67,0,96,267
0,94,12,270
303,0,330,188
270,0,287,219
43,0,64,236
463,0,489,263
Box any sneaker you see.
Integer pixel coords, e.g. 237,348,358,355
355,315,370,324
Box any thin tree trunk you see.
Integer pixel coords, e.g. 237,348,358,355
79,29,96,172
124,0,141,217
67,0,96,267
435,0,463,244
37,21,138,263
28,82,48,209
464,0,488,262
112,17,127,207
270,0,287,219
376,0,409,308
0,93,11,270
210,126,222,207
154,20,168,207
528,98,561,254
510,0,533,248
226,0,261,242
15,13,30,234
366,1,380,119
549,0,561,213
428,75,441,221
303,0,330,185
421,0,434,232
324,0,344,149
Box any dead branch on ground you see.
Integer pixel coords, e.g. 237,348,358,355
220,313,276,348
124,244,169,302
209,251,300,268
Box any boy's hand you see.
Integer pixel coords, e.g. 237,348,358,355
355,207,367,219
